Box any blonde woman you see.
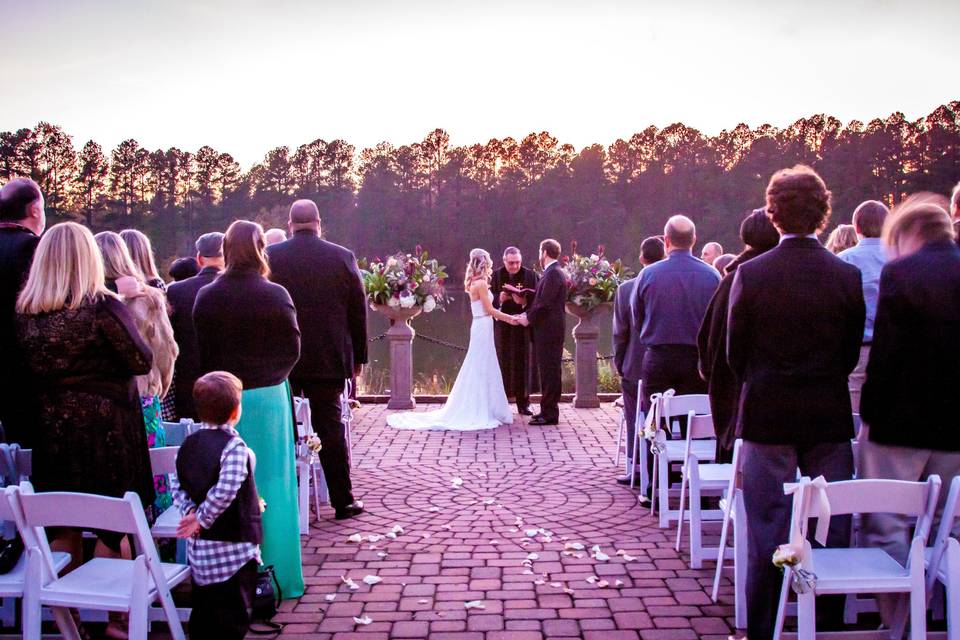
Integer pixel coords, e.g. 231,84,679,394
388,248,518,431
826,223,858,254
95,231,178,521
120,228,166,290
15,223,154,582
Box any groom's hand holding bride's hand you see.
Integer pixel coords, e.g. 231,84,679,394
517,313,529,327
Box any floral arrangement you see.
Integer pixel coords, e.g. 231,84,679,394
359,246,450,313
562,243,632,310
772,543,800,569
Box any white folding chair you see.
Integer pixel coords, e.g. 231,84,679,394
710,438,746,629
629,389,652,496
674,412,731,568
919,474,960,640
0,451,71,630
613,395,625,468
7,482,190,640
294,396,329,534
341,379,355,468
147,447,181,540
648,391,713,528
773,475,941,640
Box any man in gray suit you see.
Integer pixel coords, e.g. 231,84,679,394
612,236,664,484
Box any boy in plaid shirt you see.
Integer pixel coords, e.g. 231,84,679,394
171,371,262,639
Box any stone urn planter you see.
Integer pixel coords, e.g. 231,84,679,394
565,301,613,409
372,303,423,409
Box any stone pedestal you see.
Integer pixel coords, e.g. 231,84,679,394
373,305,422,410
566,302,612,409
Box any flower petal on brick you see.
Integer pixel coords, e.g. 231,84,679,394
362,575,383,586
464,600,485,610
353,615,373,625
347,533,363,543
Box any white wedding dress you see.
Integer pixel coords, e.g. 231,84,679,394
387,292,513,431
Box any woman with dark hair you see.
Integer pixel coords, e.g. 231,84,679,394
697,208,780,462
193,220,304,598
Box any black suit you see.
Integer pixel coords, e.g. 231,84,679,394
266,231,367,511
166,266,221,418
0,223,39,446
727,236,864,640
861,240,960,450
525,261,566,423
491,266,538,410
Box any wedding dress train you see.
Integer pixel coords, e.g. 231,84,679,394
387,292,513,430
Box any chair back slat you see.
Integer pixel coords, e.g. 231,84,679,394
294,396,313,439
18,490,143,534
926,475,960,593
686,413,716,441
661,393,710,419
149,446,180,476
803,477,939,520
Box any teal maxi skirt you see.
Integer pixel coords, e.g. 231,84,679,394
235,380,305,599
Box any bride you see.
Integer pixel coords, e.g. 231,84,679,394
387,248,520,431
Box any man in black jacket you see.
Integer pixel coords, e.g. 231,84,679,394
860,196,960,626
0,178,45,446
727,166,864,640
491,246,538,416
266,200,367,520
519,239,566,426
166,232,225,419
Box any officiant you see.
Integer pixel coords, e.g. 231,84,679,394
491,246,538,415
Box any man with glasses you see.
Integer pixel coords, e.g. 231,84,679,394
491,246,538,416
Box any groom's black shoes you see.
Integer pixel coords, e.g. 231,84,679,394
335,501,365,520
518,406,533,416
529,416,558,426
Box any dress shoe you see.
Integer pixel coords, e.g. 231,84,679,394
529,416,558,426
517,406,534,416
616,474,642,486
335,501,365,520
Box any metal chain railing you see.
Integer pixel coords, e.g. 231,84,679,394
411,331,614,362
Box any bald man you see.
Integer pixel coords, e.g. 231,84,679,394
266,199,367,520
631,215,720,493
700,241,723,265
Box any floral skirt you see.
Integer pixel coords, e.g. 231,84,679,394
142,395,172,518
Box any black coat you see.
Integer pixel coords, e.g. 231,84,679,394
166,266,220,414
0,223,39,444
697,249,763,456
491,266,538,314
266,232,367,381
526,262,567,344
727,238,865,445
193,269,301,390
862,241,960,451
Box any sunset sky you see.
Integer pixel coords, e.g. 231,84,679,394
2,0,957,167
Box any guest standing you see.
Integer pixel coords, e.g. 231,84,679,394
633,215,719,433
697,209,779,463
837,200,889,413
266,200,367,520
700,241,723,265
612,235,664,484
16,223,154,575
0,178,44,447
167,232,225,419
168,256,200,282
519,239,567,426
951,182,960,245
860,196,960,627
491,246,538,416
825,223,858,254
264,228,287,245
96,231,178,518
194,220,304,598
121,228,166,291
727,166,864,640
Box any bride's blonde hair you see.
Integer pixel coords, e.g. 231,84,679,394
463,248,493,290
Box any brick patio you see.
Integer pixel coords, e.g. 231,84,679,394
279,402,738,639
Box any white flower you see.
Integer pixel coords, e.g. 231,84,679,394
387,296,400,308
423,295,437,313
399,292,416,309
386,257,398,268
772,544,800,569
590,254,600,261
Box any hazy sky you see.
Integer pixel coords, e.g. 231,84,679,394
2,0,957,167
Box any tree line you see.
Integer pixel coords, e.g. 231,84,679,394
2,101,958,271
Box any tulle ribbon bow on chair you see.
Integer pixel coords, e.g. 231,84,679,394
777,475,832,594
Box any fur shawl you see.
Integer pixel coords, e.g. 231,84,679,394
121,286,178,399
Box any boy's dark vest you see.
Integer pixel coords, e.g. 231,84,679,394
176,429,263,544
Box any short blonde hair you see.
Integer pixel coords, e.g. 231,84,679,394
17,222,113,315
825,224,858,254
95,231,144,282
883,193,955,257
120,228,162,282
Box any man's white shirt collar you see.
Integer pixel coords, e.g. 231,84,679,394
779,232,818,244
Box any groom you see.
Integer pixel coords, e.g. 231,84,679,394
519,239,567,426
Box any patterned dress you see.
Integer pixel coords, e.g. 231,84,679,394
142,395,172,517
